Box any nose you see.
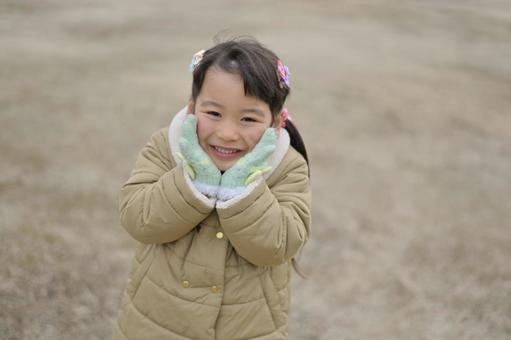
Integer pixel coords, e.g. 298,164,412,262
216,119,239,141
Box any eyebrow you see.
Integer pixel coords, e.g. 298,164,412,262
200,100,224,109
200,100,265,117
240,108,265,117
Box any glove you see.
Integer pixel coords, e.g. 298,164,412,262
217,128,277,201
177,114,221,198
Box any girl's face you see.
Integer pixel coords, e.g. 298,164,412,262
189,67,281,171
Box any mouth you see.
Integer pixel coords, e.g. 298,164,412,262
209,145,243,159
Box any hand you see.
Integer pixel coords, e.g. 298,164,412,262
218,128,277,200
178,114,221,197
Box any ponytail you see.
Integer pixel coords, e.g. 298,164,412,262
284,119,310,279
284,120,309,177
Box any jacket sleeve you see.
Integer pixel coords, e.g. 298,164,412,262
119,128,215,244
216,151,311,266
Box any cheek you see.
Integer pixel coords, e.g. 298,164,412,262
196,116,212,144
245,126,268,150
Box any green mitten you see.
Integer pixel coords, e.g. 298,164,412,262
178,114,221,198
217,128,277,201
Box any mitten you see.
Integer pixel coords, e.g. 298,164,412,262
178,114,221,198
217,128,277,201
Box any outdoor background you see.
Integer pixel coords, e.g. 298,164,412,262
1,0,510,339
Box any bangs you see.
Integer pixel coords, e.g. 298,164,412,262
216,53,277,105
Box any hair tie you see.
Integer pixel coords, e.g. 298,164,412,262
280,108,292,128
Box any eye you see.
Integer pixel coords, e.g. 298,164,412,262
241,116,258,123
205,111,221,117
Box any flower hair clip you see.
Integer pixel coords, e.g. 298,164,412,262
189,49,205,72
277,59,290,89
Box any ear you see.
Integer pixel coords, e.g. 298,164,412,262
271,114,282,138
187,97,195,114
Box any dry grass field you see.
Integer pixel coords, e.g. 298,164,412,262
1,0,511,339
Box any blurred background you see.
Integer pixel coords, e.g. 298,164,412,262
1,0,511,339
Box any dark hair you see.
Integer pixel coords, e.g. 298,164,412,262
191,36,310,278
191,37,309,167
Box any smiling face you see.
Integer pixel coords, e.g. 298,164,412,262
189,67,281,171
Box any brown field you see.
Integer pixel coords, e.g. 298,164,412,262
1,0,511,339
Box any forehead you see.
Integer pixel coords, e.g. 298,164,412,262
198,67,271,115
199,68,247,102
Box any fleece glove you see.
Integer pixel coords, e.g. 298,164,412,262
217,128,277,201
177,114,221,198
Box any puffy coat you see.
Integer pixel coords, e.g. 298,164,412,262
113,108,311,340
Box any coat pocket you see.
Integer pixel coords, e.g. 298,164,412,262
258,269,286,329
126,244,155,299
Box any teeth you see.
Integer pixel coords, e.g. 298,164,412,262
214,146,238,154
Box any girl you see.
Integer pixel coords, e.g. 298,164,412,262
113,37,311,340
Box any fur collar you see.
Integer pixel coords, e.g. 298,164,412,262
168,106,290,180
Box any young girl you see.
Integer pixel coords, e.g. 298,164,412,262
113,37,311,340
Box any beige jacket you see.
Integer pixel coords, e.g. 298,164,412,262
113,108,311,340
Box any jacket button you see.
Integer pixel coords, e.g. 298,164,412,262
181,280,190,288
215,232,224,239
210,285,220,294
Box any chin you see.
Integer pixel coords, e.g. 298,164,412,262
215,160,237,172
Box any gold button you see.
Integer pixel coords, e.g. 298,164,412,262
181,280,190,288
210,285,220,294
216,232,224,239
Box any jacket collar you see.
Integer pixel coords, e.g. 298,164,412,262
168,106,290,179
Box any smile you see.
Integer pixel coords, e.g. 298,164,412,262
211,145,242,155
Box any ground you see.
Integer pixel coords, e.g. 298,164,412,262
1,0,510,339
